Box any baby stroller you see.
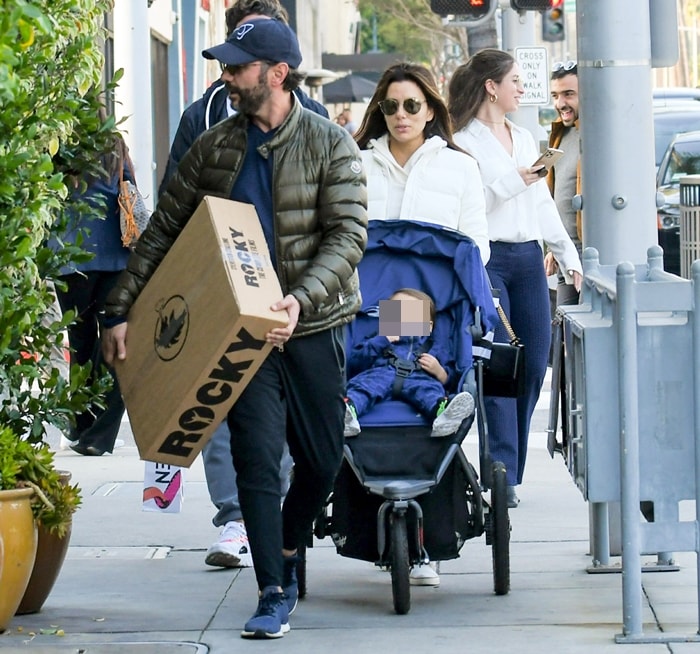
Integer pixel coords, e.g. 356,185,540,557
304,220,511,615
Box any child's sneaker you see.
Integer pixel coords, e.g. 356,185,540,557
410,561,440,586
431,391,474,437
241,586,290,639
344,401,361,437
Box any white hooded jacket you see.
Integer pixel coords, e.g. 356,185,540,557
361,134,490,264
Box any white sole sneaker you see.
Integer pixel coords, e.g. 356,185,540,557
205,521,253,568
409,563,440,586
205,547,252,568
431,392,474,437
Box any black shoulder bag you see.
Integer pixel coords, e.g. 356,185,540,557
481,302,526,398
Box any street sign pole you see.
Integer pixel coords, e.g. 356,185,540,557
501,2,542,142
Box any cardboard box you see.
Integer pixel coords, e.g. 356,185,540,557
116,196,286,467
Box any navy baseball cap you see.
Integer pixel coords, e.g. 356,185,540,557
202,18,302,69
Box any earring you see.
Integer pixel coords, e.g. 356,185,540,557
489,93,498,103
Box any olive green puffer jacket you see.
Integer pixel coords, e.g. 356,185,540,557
105,96,368,337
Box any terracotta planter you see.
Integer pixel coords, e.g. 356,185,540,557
16,471,73,615
0,487,38,632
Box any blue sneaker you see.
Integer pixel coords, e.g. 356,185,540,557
241,586,290,639
282,554,299,614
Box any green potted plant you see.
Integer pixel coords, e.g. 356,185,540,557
0,427,82,620
0,0,116,627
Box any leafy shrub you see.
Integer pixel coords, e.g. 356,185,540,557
0,0,117,443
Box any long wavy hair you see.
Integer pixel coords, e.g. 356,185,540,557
354,62,460,152
448,49,515,133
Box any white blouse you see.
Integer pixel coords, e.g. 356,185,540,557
454,119,582,277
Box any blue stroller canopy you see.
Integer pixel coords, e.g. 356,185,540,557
350,219,498,379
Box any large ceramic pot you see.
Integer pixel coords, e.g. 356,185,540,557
16,471,73,615
0,487,38,632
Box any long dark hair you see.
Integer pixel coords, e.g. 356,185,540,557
354,62,460,152
448,49,515,133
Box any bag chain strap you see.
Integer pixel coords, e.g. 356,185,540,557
496,304,520,346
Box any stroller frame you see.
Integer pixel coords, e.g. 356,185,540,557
302,220,511,614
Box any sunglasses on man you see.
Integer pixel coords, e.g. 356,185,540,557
552,60,577,73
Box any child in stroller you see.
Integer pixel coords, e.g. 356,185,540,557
343,287,475,440
308,220,510,615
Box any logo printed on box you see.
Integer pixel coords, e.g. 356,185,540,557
158,326,267,459
154,295,190,361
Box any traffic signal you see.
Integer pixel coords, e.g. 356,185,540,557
430,0,491,18
542,0,565,42
510,0,551,9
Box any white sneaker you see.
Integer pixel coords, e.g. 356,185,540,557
344,403,361,437
205,521,253,568
409,561,440,586
431,392,474,437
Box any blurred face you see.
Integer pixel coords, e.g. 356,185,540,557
379,291,432,338
380,80,434,153
221,61,270,115
551,73,579,127
490,64,524,113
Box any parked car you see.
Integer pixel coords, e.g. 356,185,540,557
653,103,700,169
653,87,700,104
655,129,700,275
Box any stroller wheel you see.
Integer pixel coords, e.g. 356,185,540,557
389,512,411,614
490,461,511,595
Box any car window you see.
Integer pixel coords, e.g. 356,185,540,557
654,112,700,165
661,140,700,185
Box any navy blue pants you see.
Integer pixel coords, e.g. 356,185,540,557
485,241,551,486
347,366,445,419
227,327,346,591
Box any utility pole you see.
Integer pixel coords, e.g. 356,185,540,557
501,3,541,142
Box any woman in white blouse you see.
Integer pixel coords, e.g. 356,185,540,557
354,62,490,265
448,49,582,508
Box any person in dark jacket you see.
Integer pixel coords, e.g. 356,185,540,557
102,18,367,640
158,0,331,574
52,132,136,456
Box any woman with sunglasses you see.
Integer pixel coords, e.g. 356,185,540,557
354,62,490,265
447,49,582,508
351,63,488,588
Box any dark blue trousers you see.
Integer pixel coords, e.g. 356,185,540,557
227,327,346,591
347,366,445,419
484,241,551,486
56,270,125,453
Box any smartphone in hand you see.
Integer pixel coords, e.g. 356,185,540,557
532,148,564,176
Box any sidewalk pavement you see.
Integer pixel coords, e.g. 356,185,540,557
3,372,700,654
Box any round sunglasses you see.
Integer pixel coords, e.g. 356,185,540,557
378,98,424,116
552,60,576,73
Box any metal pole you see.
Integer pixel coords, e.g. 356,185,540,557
693,260,700,634
589,502,610,566
500,5,540,142
616,262,643,639
576,1,657,265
